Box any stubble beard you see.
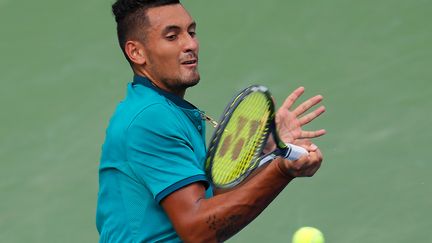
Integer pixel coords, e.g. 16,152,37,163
143,51,201,94
146,49,201,92
178,68,200,88
157,66,200,92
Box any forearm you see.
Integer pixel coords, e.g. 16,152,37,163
202,161,291,242
174,158,293,242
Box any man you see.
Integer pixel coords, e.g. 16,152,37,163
96,0,326,242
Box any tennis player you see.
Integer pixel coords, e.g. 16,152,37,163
96,0,326,242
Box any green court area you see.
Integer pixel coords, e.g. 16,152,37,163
0,0,430,242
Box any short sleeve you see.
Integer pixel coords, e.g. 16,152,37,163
126,103,208,203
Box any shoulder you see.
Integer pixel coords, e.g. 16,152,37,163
130,102,182,129
126,102,188,146
117,84,182,129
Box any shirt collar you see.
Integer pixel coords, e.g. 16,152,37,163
132,75,197,110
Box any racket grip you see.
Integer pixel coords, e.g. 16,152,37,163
285,143,308,160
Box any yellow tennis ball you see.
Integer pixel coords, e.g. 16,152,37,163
292,227,325,243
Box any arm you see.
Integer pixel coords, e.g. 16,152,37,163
162,87,325,242
162,147,323,243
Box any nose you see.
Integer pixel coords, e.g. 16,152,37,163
183,34,199,53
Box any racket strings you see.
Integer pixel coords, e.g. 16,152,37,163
232,94,269,175
211,92,272,186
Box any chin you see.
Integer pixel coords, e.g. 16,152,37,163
182,78,200,89
181,73,200,87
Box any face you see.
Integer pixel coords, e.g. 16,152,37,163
140,4,200,95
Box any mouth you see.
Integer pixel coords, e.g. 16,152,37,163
181,58,198,67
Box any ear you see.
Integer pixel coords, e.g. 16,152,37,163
125,40,146,65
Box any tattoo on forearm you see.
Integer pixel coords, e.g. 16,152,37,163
206,214,243,242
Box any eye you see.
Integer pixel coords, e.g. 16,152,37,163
189,30,196,38
166,34,177,41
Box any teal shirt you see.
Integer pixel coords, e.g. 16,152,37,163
96,75,212,242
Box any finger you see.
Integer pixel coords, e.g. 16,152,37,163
294,138,312,147
280,87,305,110
286,155,308,170
300,129,327,139
307,150,323,168
309,143,318,152
308,148,322,162
298,105,326,126
293,95,323,117
306,165,321,177
315,147,323,161
287,153,321,177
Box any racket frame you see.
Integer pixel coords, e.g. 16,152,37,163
205,85,279,189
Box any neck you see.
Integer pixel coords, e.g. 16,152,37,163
134,69,186,98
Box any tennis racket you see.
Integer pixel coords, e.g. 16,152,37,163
205,85,308,189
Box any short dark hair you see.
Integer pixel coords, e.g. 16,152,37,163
112,0,180,63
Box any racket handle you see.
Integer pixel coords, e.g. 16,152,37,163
257,144,309,167
285,143,308,160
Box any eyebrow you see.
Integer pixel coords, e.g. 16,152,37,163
162,21,196,35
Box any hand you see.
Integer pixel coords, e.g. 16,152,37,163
277,143,323,178
276,86,326,144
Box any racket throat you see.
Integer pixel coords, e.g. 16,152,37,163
257,147,289,167
258,154,276,166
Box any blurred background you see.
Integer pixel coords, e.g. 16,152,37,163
0,0,430,242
